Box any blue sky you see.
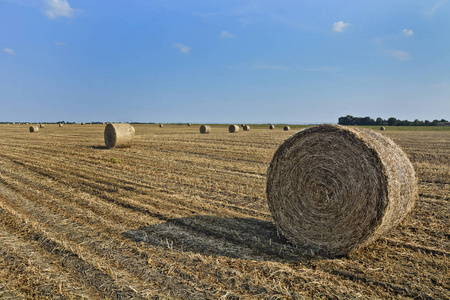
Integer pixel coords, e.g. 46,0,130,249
1,0,449,123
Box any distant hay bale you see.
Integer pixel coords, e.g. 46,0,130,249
187,123,191,126
29,126,39,133
270,125,275,129
229,125,239,133
159,124,163,128
266,124,418,257
243,125,250,131
12,122,15,125
284,126,290,131
26,122,29,125
199,125,211,134
40,124,45,128
241,124,245,127
81,122,85,125
59,123,63,127
104,123,135,149
380,126,385,131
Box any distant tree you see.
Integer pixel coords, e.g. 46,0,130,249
338,115,355,125
387,117,397,126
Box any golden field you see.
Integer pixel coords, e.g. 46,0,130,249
0,124,448,299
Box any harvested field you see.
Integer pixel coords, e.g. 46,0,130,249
0,124,448,299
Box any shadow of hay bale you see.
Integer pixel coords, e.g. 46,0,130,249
122,215,325,262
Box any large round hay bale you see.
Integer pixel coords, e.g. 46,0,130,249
284,126,290,131
269,124,275,129
243,125,250,131
380,126,385,131
199,125,211,134
29,126,39,133
266,124,417,257
229,125,239,133
104,123,135,149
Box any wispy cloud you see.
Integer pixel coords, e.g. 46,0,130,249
332,21,351,32
174,43,191,54
3,48,16,56
402,29,414,37
253,64,289,71
425,1,446,17
384,50,412,61
44,0,75,19
53,41,66,46
219,30,235,38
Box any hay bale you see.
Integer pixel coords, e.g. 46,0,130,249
199,125,211,134
12,122,15,125
187,123,191,126
270,124,275,129
40,124,45,128
380,126,385,131
104,123,135,149
243,125,250,131
29,126,39,133
81,122,85,125
266,124,417,257
59,123,63,127
229,125,239,133
159,124,163,128
284,126,290,131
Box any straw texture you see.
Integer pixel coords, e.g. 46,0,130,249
199,125,211,134
266,124,417,257
284,126,290,131
29,126,39,133
104,123,135,149
243,125,250,131
229,125,239,133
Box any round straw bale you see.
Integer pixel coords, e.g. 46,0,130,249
284,126,290,131
243,125,250,131
187,123,191,126
199,125,211,134
229,125,239,133
241,124,245,127
40,124,45,128
104,123,135,149
12,122,15,125
270,124,275,129
159,124,163,128
59,123,64,127
29,126,39,133
266,124,417,257
81,122,85,125
380,126,385,131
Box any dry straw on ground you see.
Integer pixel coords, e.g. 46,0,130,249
270,125,275,129
243,125,250,131
199,125,211,134
266,124,418,257
380,126,386,131
29,126,39,133
229,125,239,133
284,126,290,131
104,123,135,149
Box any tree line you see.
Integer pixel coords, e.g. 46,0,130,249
338,115,449,126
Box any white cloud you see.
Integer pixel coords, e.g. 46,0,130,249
402,29,414,37
219,30,235,38
425,1,445,17
174,43,191,54
53,41,66,46
384,50,412,61
3,48,16,56
44,0,75,19
332,21,351,32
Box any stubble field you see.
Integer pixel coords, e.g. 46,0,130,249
0,124,448,299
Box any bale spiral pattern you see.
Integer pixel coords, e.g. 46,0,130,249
104,123,135,149
266,124,417,257
29,126,39,133
243,125,250,131
284,126,290,131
